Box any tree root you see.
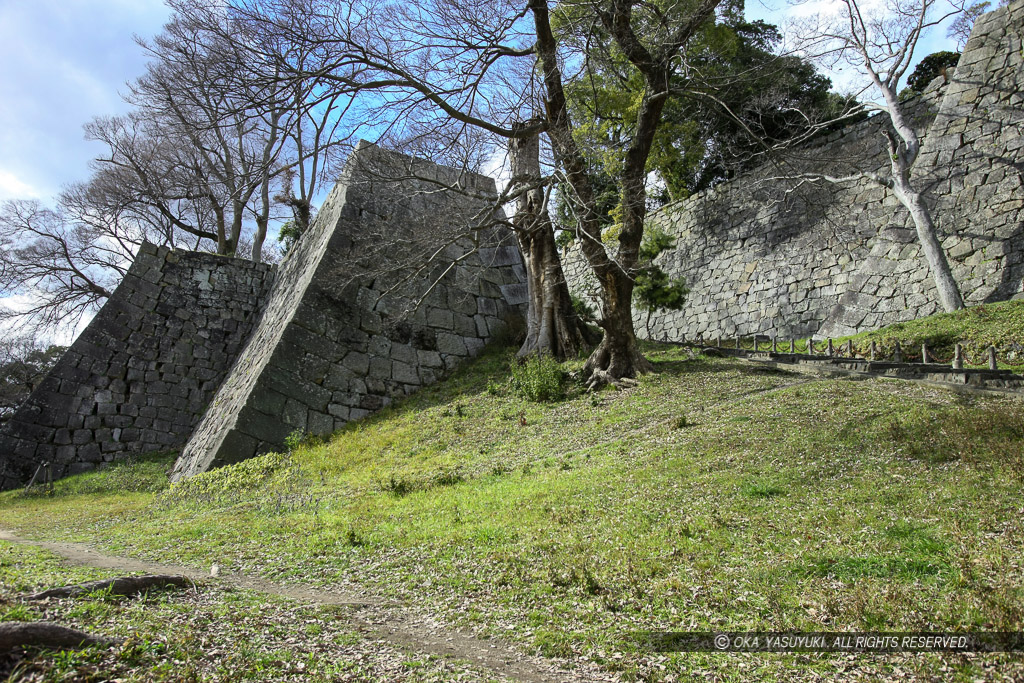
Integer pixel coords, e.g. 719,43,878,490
26,575,193,601
0,622,120,652
583,370,639,391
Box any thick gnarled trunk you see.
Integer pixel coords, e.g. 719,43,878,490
582,268,653,388
510,127,593,360
515,225,594,359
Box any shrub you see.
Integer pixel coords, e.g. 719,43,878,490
570,294,596,323
509,353,565,402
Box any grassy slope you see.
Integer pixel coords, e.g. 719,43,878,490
833,299,1024,364
1,340,1022,680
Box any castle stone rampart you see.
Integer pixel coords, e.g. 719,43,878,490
565,0,1024,342
0,245,275,489
169,142,525,480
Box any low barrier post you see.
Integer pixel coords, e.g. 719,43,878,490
953,343,964,370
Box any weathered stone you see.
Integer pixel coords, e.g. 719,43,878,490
167,143,525,483
565,0,1024,344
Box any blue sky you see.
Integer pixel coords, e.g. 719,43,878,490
0,0,963,206
0,0,170,202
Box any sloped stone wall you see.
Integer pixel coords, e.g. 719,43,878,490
820,0,1024,337
0,244,275,489
170,142,525,481
565,0,1024,342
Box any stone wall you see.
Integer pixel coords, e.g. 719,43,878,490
565,0,1024,342
169,142,525,481
0,245,275,489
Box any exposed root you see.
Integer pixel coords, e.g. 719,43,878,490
27,575,193,601
0,622,119,651
582,339,654,390
583,371,639,391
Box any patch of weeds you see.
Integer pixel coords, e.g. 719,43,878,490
160,450,295,508
431,467,465,487
0,603,38,622
884,521,948,555
509,353,565,402
344,526,366,547
441,402,467,418
796,555,947,581
744,480,787,499
379,473,415,497
535,629,576,658
670,415,692,429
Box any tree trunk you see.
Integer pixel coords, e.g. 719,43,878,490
515,225,594,360
582,270,653,388
509,127,593,360
878,83,964,313
27,575,191,601
889,145,964,312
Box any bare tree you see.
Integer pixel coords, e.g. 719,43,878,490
789,0,969,312
218,0,720,382
947,0,1005,48
0,200,128,331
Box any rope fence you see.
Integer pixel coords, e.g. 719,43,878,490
686,332,1024,372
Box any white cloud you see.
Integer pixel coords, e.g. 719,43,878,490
0,0,170,203
0,170,41,201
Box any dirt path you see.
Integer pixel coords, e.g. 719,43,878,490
0,530,616,683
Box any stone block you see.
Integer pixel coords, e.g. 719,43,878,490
392,360,419,385
436,333,468,356
369,356,393,380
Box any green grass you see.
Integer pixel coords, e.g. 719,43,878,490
2,343,1024,681
833,299,1024,365
0,542,501,681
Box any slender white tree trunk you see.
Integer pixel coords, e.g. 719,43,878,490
887,134,965,312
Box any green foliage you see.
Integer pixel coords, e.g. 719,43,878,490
508,353,565,402
554,229,575,251
638,228,675,262
276,219,303,253
555,7,844,204
633,267,688,315
570,294,596,323
632,228,688,328
906,51,961,93
161,450,295,504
